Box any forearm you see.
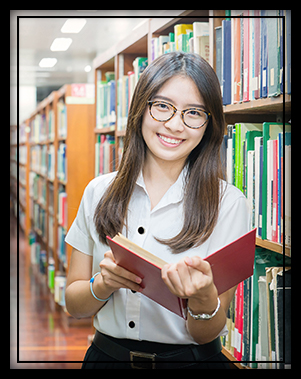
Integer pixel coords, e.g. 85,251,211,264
65,276,112,319
186,296,226,345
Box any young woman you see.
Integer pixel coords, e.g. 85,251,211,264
65,52,250,369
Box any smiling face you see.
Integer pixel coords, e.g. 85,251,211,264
141,75,208,169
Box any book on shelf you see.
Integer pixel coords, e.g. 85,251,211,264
57,101,67,138
107,229,256,319
58,191,67,228
222,247,291,367
151,22,209,63
95,135,116,176
223,121,291,247
216,10,291,105
96,77,116,129
57,142,67,182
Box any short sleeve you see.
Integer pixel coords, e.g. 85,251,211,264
206,191,251,255
65,182,94,256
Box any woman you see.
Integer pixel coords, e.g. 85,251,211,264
65,52,250,369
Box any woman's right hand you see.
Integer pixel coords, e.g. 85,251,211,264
95,250,143,298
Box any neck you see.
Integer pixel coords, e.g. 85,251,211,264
143,152,185,186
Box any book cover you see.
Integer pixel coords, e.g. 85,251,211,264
107,229,256,319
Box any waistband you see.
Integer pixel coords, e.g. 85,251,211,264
93,331,222,369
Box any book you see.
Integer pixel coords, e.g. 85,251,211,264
107,229,256,319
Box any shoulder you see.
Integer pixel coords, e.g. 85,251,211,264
219,180,247,210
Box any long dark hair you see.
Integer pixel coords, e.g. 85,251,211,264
94,52,225,253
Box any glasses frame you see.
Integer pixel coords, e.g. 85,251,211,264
147,100,211,129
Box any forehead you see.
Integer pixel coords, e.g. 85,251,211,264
153,75,204,107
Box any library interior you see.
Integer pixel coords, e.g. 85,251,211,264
10,10,291,369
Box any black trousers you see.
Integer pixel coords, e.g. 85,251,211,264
82,339,232,369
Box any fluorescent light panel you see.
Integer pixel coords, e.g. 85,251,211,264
50,38,72,51
39,58,57,68
61,19,86,33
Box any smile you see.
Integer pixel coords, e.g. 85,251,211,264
157,133,185,146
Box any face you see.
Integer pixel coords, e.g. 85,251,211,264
141,75,208,168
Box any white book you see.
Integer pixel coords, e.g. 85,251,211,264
254,136,262,237
267,139,274,240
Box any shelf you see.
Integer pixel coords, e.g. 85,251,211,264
223,94,291,115
221,347,249,369
256,237,291,257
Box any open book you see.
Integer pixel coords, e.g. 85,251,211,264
107,229,256,319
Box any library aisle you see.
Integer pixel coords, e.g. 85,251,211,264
10,211,94,369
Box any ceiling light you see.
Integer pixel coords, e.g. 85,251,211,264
50,38,72,51
84,65,91,72
39,58,57,68
61,19,86,33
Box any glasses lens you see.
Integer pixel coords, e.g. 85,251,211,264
150,102,174,121
184,109,208,128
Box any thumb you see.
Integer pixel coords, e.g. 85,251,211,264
184,256,211,274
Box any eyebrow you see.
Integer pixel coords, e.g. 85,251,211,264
152,95,206,110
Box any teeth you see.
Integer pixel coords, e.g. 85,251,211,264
158,134,182,145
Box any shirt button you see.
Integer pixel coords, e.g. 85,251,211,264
128,321,135,328
138,226,145,234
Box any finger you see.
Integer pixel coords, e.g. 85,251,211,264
100,253,142,284
162,263,186,297
184,256,212,275
101,269,143,292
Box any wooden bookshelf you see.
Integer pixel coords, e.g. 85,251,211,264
24,84,95,308
91,11,291,368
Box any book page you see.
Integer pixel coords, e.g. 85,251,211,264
113,233,168,268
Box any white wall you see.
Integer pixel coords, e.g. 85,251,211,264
10,85,37,125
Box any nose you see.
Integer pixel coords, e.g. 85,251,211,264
163,110,185,133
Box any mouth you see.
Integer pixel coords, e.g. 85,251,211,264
156,133,185,147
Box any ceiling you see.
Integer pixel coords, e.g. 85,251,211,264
11,10,183,96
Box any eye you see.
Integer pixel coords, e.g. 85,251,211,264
153,102,171,112
186,109,203,118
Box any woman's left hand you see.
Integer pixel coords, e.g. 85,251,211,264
161,256,217,303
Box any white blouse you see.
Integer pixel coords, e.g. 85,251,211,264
65,168,251,345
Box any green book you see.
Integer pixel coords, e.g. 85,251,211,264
262,122,291,240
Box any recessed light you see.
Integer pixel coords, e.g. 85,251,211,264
39,58,57,68
50,38,72,51
61,19,86,33
84,65,91,72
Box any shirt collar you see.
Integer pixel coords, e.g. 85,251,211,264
135,165,188,212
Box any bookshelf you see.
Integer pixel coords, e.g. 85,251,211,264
92,10,291,367
24,84,94,312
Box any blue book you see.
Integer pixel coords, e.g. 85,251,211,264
222,20,231,105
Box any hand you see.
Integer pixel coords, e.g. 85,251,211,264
161,256,217,304
97,250,143,297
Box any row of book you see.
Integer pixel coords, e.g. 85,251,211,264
221,247,291,368
30,144,56,181
95,57,148,130
29,102,65,144
28,231,66,305
95,135,117,176
151,22,209,62
222,121,291,246
217,10,291,106
57,142,67,182
29,172,47,207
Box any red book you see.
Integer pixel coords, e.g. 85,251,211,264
107,229,256,319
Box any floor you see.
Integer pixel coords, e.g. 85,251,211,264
10,213,94,369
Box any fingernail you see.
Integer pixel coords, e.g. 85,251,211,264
184,257,193,265
136,277,142,284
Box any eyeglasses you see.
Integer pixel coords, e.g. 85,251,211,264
147,100,210,129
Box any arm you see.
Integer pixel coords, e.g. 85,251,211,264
65,248,143,319
161,256,236,345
